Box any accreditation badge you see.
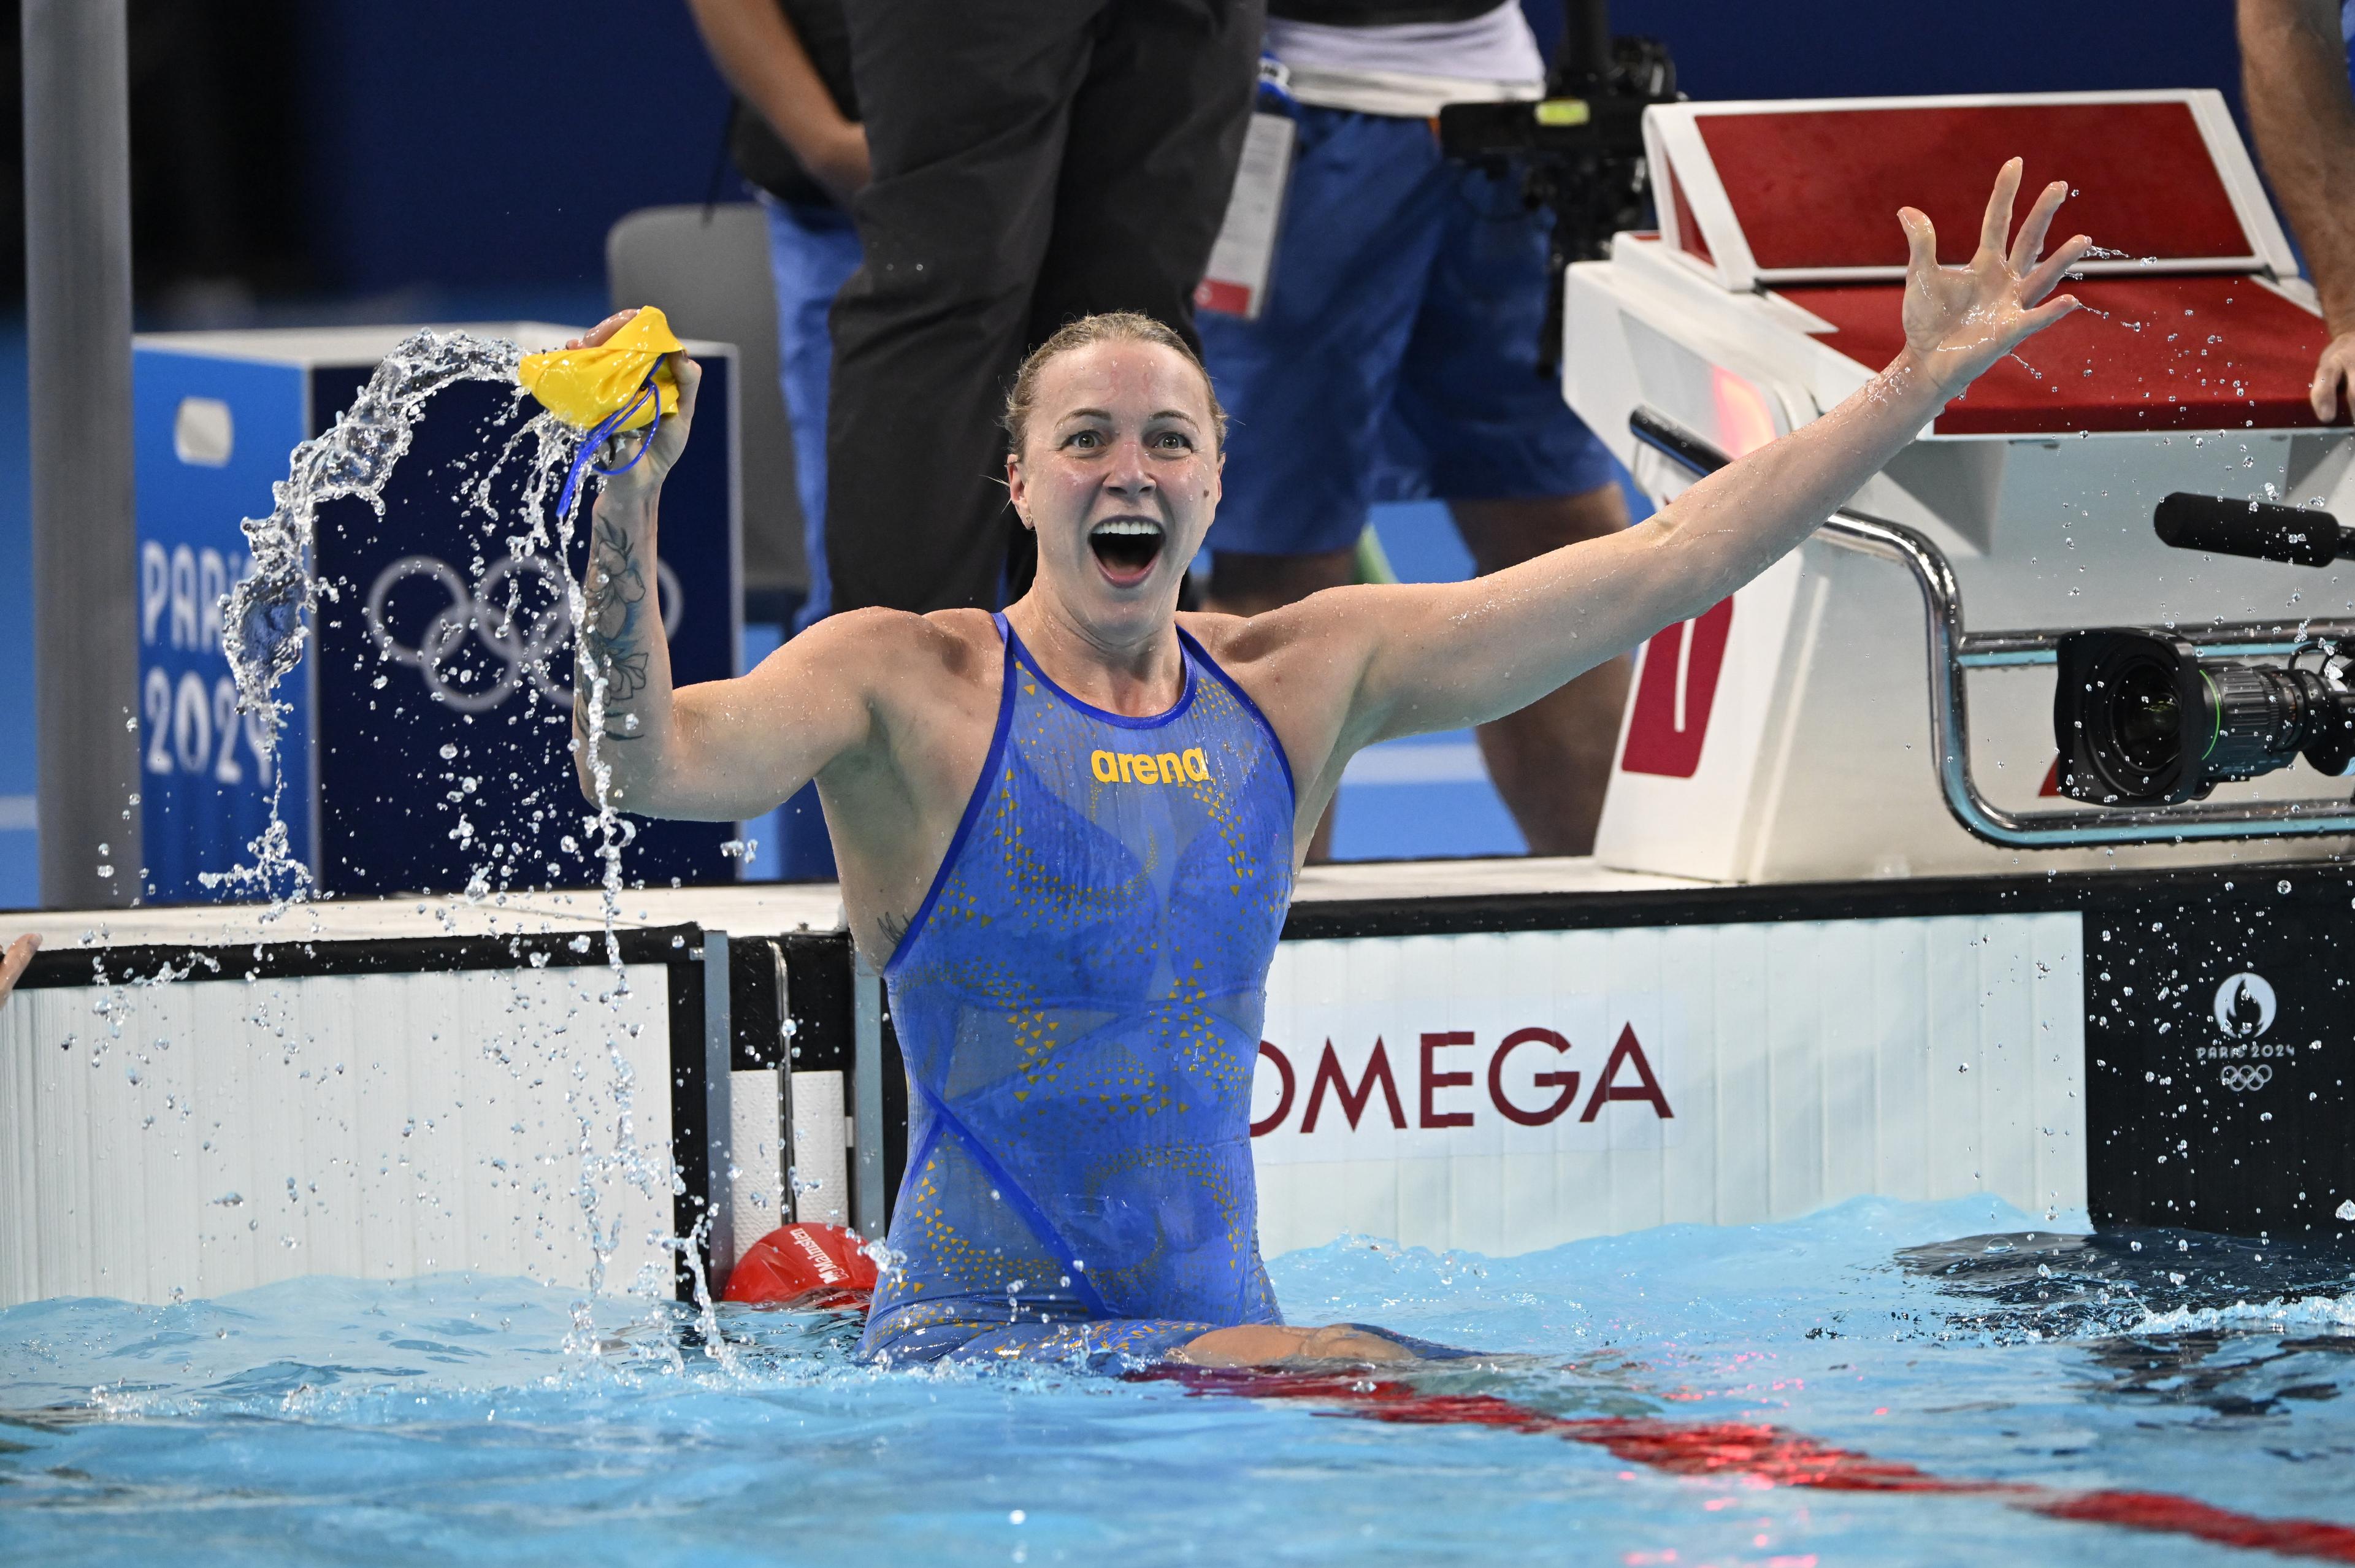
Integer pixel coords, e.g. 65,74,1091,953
1195,109,1297,321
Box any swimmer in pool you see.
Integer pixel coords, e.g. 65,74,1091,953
566,162,2089,1370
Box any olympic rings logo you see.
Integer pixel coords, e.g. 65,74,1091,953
363,551,682,715
2219,1064,2274,1093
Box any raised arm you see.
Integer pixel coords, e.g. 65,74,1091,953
2239,0,2355,419
568,313,884,821
1308,161,2087,754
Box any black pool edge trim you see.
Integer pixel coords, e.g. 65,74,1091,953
1277,857,2351,939
16,857,2347,974
17,924,709,988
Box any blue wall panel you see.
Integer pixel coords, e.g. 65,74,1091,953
300,0,733,293
296,2,2248,295
1535,1,2240,106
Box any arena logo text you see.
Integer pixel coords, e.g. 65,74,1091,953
1091,747,1211,786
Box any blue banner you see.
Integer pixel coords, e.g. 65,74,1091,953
134,349,315,903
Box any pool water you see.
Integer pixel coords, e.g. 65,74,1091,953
4,1196,2353,1566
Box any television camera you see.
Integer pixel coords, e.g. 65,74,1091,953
2057,494,2355,806
1436,0,1677,374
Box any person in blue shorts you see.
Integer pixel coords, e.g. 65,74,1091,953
1196,0,1630,857
557,163,2086,1367
688,0,867,632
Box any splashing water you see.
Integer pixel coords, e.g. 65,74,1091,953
210,326,702,1361
220,331,532,904
226,334,520,726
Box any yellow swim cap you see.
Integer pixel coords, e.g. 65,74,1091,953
517,306,683,432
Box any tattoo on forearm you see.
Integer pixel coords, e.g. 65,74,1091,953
878,912,909,953
575,512,653,742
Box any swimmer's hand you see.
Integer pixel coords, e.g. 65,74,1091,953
1896,158,2091,397
565,308,704,499
2312,328,2355,423
0,932,39,1011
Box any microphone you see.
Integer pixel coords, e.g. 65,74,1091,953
2153,492,2354,568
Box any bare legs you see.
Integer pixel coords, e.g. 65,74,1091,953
1205,544,1357,859
1204,481,1632,860
1450,486,1631,857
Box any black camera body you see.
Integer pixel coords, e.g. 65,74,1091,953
1435,0,1677,375
2054,629,2355,806
2050,492,2355,809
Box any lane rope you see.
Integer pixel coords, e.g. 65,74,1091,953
1144,1366,2355,1562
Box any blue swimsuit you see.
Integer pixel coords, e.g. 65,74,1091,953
857,614,1295,1369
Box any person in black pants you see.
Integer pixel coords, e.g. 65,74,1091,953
824,0,1264,614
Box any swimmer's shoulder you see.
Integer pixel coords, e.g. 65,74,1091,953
777,600,998,668
765,605,1002,692
1181,586,1386,676
1179,593,1384,742
1176,608,1262,681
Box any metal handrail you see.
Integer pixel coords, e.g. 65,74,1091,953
1628,407,2355,849
1956,623,2355,668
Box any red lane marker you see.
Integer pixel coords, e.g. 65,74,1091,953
1143,1367,2355,1563
1557,1417,1995,1496
2033,1491,2355,1562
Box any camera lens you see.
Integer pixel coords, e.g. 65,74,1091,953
2056,633,2204,802
2056,629,2355,806
2202,664,2316,781
2105,660,2181,775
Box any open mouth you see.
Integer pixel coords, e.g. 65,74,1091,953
1088,517,1165,586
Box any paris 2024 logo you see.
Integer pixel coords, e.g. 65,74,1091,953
2202,971,2286,1089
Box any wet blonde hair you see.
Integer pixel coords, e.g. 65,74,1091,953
1003,312,1227,459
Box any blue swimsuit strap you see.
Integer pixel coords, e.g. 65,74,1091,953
881,618,1016,982
1173,623,1296,808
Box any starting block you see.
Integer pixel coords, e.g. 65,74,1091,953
1566,91,2355,881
